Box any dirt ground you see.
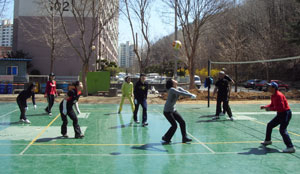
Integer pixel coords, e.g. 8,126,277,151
1,89,300,104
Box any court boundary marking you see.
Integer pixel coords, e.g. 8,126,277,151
0,109,18,118
19,113,61,155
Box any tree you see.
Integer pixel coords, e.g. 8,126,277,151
57,0,119,96
165,0,229,89
0,0,10,19
121,0,154,74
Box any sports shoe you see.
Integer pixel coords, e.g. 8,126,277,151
142,122,148,127
220,112,225,116
75,134,84,139
212,116,220,120
24,119,31,124
182,137,193,143
62,134,69,138
19,119,25,123
162,136,171,144
229,117,234,121
261,140,272,146
49,112,52,116
282,147,296,153
134,120,140,124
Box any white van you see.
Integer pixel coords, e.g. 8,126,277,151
194,75,201,89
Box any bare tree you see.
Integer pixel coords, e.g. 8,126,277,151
57,0,119,96
0,0,10,19
121,0,154,73
165,0,229,89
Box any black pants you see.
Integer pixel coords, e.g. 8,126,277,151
133,99,147,123
216,97,232,117
265,110,294,148
17,99,26,120
46,95,55,113
60,107,82,137
163,111,187,141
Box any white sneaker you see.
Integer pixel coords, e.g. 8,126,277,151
282,147,296,153
212,116,220,120
49,112,52,116
229,117,234,121
19,119,25,123
261,140,272,146
24,119,31,124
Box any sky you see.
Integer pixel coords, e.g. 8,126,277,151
4,0,175,45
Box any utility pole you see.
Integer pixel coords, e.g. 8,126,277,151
174,0,178,79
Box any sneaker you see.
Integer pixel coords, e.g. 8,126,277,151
261,140,272,146
229,117,234,121
62,134,69,138
45,108,49,114
49,112,52,116
75,134,84,139
212,116,220,120
282,147,296,153
162,136,171,144
24,119,31,124
142,122,148,127
19,119,25,123
182,137,193,143
134,120,140,124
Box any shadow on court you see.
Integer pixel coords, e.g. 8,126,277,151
27,113,49,117
0,121,22,125
35,136,70,142
238,146,280,155
131,142,168,152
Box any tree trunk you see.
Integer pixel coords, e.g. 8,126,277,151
82,63,89,97
234,65,238,92
189,56,195,89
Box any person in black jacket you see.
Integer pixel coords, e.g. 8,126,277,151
59,81,84,138
16,83,37,124
133,73,149,126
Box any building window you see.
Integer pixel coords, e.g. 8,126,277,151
7,66,18,75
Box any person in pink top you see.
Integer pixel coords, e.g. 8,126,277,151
45,72,58,116
260,82,295,153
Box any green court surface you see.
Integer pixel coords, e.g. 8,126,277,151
0,102,300,174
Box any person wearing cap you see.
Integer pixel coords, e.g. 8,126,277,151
260,82,295,153
220,68,235,116
133,73,149,126
16,83,37,124
118,76,135,114
212,71,233,120
45,72,58,116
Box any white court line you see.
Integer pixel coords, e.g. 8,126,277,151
187,132,216,154
235,112,300,115
0,109,18,118
0,151,239,157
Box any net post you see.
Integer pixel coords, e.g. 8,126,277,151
208,60,211,108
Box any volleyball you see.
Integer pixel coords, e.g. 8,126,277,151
172,40,182,50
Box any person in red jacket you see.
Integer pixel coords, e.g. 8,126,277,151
45,72,58,116
260,82,295,153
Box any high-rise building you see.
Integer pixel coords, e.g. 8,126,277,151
13,0,119,75
118,41,135,68
0,20,13,47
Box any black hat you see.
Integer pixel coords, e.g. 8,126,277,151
49,72,55,76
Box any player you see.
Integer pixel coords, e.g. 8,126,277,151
118,76,135,114
162,79,196,144
16,83,37,124
45,72,58,116
59,81,84,138
260,82,295,153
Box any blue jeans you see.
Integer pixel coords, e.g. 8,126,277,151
133,99,147,123
265,110,294,148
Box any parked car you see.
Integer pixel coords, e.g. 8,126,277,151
243,79,262,89
255,80,268,91
194,75,201,89
262,80,289,92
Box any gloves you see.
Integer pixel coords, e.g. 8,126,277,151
33,105,37,110
191,94,197,99
25,107,28,111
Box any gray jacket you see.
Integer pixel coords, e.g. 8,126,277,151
163,87,193,112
